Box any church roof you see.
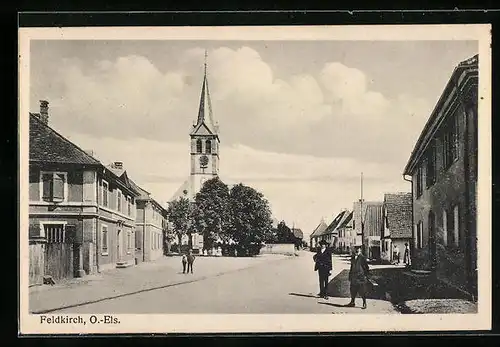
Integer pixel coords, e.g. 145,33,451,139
190,52,219,138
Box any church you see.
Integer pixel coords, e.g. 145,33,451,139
169,51,221,251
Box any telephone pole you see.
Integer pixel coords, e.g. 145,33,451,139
360,172,365,255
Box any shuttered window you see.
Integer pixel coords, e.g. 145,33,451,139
41,172,67,202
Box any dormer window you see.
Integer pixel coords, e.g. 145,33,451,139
196,139,202,153
206,139,212,154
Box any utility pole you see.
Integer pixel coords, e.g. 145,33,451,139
360,172,365,255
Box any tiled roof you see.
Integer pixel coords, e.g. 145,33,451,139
310,220,328,238
129,179,151,200
364,202,384,237
384,193,412,239
338,211,353,229
323,210,348,235
291,228,303,239
29,114,100,165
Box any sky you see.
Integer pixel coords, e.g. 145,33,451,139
29,39,478,238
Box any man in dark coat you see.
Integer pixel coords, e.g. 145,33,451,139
346,246,370,309
313,239,333,299
187,249,196,274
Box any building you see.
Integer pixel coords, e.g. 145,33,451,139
352,199,374,249
29,103,140,285
314,210,350,249
126,177,168,263
336,211,354,254
381,193,413,263
363,202,384,261
403,54,478,299
310,219,328,250
169,52,220,252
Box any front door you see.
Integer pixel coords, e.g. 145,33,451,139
117,229,122,262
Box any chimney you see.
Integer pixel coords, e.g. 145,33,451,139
113,161,123,170
39,100,49,125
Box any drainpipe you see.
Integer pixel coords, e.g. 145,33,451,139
403,174,414,268
95,169,101,273
143,201,147,262
455,77,474,299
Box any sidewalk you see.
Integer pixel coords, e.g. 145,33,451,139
29,254,292,314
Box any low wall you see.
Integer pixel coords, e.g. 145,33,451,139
260,243,296,255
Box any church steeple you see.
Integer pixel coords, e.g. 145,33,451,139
191,50,218,136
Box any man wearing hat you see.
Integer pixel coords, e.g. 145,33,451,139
313,239,333,299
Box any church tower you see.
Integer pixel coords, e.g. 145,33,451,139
189,50,220,196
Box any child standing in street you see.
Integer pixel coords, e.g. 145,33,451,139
181,253,188,274
187,249,196,274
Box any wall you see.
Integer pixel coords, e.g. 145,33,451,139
260,243,296,255
411,92,477,296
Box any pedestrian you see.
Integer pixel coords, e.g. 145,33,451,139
187,249,196,274
394,245,400,264
346,246,370,309
313,239,333,299
403,242,410,265
181,253,188,274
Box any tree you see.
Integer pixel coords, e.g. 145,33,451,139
166,197,193,250
192,177,230,251
276,221,295,243
228,183,273,255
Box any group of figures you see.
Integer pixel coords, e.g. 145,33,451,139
313,240,371,309
202,247,223,256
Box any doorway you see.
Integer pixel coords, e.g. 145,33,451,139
117,229,122,262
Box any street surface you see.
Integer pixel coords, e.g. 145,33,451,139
50,252,398,314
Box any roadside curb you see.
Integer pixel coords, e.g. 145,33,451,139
30,255,294,314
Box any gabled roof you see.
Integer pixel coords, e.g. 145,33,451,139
324,210,348,235
310,219,328,238
291,228,303,239
364,202,384,237
384,192,412,239
404,54,478,175
29,113,100,166
338,211,353,229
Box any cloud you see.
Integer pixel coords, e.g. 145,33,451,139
61,132,411,237
34,45,431,168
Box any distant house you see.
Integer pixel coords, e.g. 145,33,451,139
363,202,384,261
317,210,350,249
126,175,168,263
403,54,478,299
381,193,413,263
29,102,140,285
336,211,354,254
309,219,328,250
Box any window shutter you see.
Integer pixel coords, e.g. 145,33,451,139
53,173,65,200
65,224,77,244
42,173,52,200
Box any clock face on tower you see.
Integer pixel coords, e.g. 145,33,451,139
199,155,209,168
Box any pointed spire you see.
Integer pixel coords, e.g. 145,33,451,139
192,49,217,136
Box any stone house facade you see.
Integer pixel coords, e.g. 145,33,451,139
403,54,478,299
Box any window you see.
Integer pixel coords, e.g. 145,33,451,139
416,221,423,249
102,225,108,254
196,139,202,153
127,196,131,216
416,165,423,197
353,220,355,230
127,231,131,252
41,172,67,202
443,115,459,170
117,190,122,213
206,139,212,154
426,141,437,187
453,205,460,247
102,180,109,207
442,210,448,246
44,223,66,243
